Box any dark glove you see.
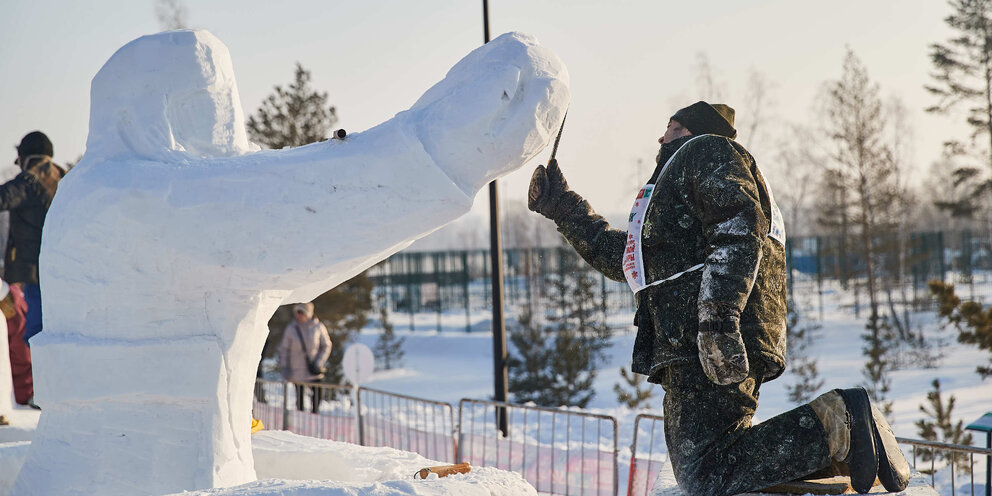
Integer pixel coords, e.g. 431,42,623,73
527,159,570,221
697,320,749,385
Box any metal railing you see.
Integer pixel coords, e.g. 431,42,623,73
357,386,457,463
457,398,618,496
898,437,992,496
254,379,990,496
252,379,356,443
627,414,666,496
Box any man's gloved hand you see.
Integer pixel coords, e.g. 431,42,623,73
697,320,749,385
528,159,570,221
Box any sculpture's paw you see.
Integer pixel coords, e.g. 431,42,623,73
407,32,569,195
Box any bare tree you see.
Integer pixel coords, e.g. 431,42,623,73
502,199,561,250
775,124,827,237
693,52,726,103
739,70,776,150
880,97,920,338
821,48,901,319
821,49,905,405
155,0,188,30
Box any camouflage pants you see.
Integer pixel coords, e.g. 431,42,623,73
660,360,831,496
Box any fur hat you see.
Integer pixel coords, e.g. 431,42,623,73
670,101,737,139
293,302,315,319
17,131,53,159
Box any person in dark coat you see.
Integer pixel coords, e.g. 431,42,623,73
1,131,66,345
528,101,910,495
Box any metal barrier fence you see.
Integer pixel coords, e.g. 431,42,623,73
252,379,357,443
358,387,457,463
624,414,992,496
898,437,992,496
627,414,666,496
457,398,618,496
253,380,984,495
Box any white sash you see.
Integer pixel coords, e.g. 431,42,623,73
623,135,786,294
624,136,705,293
767,182,786,246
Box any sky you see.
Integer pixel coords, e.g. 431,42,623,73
0,0,963,221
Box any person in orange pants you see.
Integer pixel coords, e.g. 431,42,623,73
1,280,34,407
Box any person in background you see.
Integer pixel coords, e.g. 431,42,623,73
0,278,34,409
1,131,66,345
278,301,331,413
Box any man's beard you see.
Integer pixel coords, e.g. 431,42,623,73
655,138,685,166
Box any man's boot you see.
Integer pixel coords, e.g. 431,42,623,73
872,405,911,491
809,388,878,494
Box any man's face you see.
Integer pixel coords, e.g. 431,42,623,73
659,120,692,145
295,311,309,323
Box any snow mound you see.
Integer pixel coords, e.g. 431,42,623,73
167,431,536,496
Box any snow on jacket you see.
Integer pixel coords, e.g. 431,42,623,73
0,155,66,284
550,134,787,383
278,317,332,383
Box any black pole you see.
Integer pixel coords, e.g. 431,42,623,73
482,0,509,437
483,0,491,44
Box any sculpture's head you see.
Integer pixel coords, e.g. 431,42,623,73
85,29,255,163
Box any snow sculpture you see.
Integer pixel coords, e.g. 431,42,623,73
14,29,568,495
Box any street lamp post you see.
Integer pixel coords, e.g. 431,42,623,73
482,0,509,437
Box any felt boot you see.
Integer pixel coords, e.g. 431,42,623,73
871,405,911,492
810,388,878,494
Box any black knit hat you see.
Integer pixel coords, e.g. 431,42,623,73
17,131,54,159
670,101,737,139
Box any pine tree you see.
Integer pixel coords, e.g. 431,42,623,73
543,251,612,408
929,280,992,378
926,0,992,217
915,379,974,473
548,326,596,408
862,313,896,415
508,304,555,404
373,293,404,371
507,251,612,408
314,273,374,385
785,301,825,404
247,63,338,149
613,367,655,409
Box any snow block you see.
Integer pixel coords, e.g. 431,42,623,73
0,441,29,496
16,28,568,496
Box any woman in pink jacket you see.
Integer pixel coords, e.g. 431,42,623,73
278,302,331,412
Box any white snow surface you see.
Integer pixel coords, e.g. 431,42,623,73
162,430,535,496
17,28,568,496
